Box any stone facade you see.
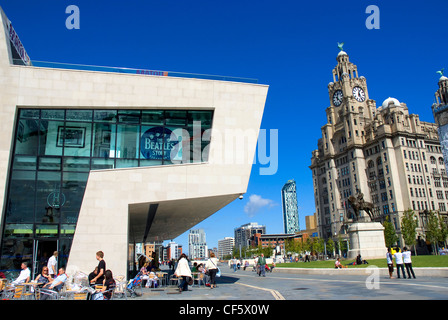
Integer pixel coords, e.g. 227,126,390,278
310,49,448,249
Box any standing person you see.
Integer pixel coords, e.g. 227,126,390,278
174,253,192,292
47,251,58,279
394,248,406,279
386,248,394,279
205,252,219,289
402,247,416,279
232,257,237,272
257,253,267,277
90,251,106,285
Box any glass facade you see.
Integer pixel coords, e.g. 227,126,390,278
0,108,213,276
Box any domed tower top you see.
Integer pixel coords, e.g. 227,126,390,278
435,69,448,105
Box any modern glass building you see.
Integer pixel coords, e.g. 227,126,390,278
2,108,212,275
281,179,300,234
0,7,268,278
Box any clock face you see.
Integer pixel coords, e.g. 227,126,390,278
333,90,343,106
352,86,366,102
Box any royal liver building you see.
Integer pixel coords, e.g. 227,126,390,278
310,47,447,251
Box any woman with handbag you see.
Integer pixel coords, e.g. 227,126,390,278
205,252,219,289
174,253,192,292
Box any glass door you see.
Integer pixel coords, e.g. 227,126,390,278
32,239,58,279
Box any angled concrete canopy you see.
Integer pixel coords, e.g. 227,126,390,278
0,7,268,277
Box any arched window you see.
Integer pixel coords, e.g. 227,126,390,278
430,156,436,165
439,157,444,165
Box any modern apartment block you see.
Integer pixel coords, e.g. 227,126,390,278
217,237,235,258
234,222,266,249
188,229,208,260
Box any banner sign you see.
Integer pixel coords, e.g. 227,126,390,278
136,69,168,76
140,126,180,160
6,20,30,65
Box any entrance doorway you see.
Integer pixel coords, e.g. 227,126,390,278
32,240,58,279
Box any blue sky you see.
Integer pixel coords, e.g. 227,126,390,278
2,0,448,251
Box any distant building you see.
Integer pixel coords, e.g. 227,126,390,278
234,222,266,249
189,229,208,260
165,241,182,261
281,179,300,234
218,237,235,258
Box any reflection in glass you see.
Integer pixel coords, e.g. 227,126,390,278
36,171,62,223
63,157,90,172
142,110,164,125
61,172,88,224
62,122,92,157
66,110,93,122
14,119,39,155
117,125,139,159
93,123,116,158
91,158,114,170
39,120,65,156
94,110,117,123
13,156,37,171
116,159,138,168
6,170,36,223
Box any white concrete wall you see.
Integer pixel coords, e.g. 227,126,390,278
0,7,268,278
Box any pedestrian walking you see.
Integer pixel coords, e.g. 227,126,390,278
257,253,267,277
386,248,394,278
174,253,192,292
394,248,406,279
402,247,416,279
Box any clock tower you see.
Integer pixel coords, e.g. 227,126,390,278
322,46,377,156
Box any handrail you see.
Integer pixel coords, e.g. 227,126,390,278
12,59,258,84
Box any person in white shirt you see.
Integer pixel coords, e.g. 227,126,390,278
393,248,406,279
205,252,219,289
12,262,30,286
47,251,58,278
402,247,416,279
386,248,394,279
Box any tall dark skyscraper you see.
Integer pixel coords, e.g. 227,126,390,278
281,179,300,234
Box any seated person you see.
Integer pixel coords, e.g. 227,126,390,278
335,258,343,269
43,267,67,292
102,270,116,300
93,269,115,300
34,266,51,287
145,268,159,288
12,262,30,286
41,267,67,300
88,267,98,284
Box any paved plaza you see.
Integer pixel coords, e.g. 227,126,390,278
132,264,448,301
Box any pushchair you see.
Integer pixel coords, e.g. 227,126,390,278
126,271,143,297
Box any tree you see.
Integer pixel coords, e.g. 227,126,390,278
313,237,325,258
440,217,448,248
426,211,442,254
326,238,335,257
383,216,398,248
401,209,418,250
